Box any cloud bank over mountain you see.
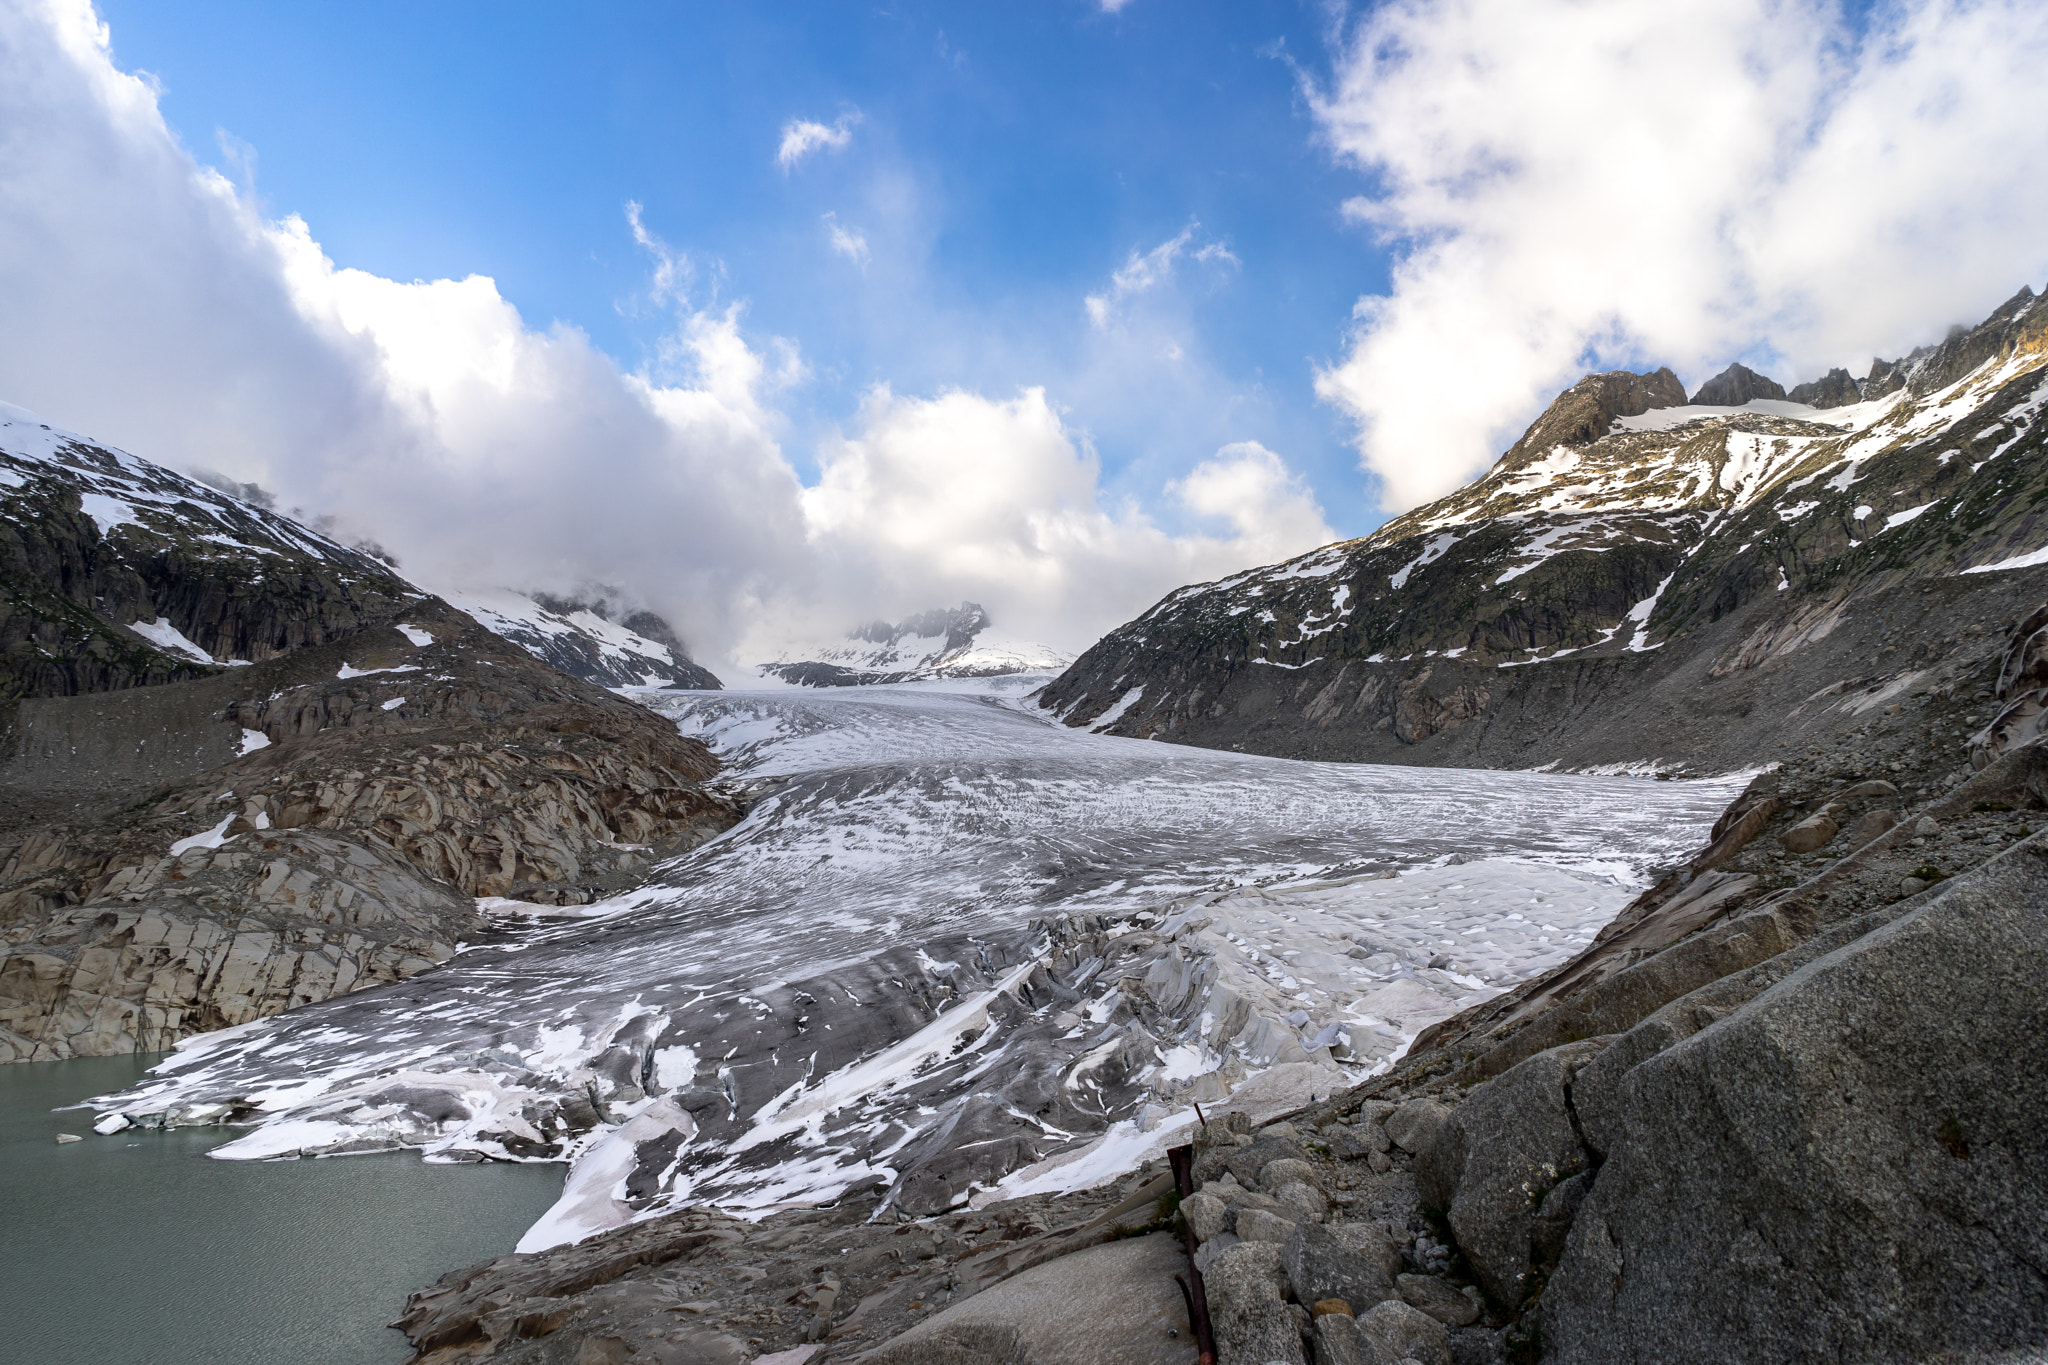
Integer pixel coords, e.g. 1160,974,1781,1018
0,1,1333,668
1311,0,2048,511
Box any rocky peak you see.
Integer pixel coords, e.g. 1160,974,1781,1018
852,602,991,652
1688,362,1787,407
762,601,1068,686
1785,367,1863,409
1496,367,1687,472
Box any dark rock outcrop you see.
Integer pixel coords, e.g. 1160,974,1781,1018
1688,361,1787,407
515,592,723,690
1411,1039,1606,1308
1495,368,1688,473
0,409,413,706
1785,366,1862,408
1272,600,2048,1363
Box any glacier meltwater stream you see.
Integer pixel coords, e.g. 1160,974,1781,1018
14,680,1746,1363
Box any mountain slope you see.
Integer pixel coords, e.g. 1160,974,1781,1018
0,402,417,703
1041,285,2048,773
441,588,722,690
0,409,741,1062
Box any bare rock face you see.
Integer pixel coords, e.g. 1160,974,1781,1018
0,830,470,1060
1541,838,2048,1363
1413,1039,1606,1308
1280,1221,1401,1316
0,603,740,1060
1204,1240,1305,1365
1975,603,2048,762
1494,367,1690,471
1688,361,1787,407
0,408,415,702
1355,1298,1453,1365
1785,367,1862,409
1039,284,2048,777
1278,599,2048,1363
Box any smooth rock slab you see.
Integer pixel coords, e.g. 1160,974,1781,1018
860,1232,1192,1365
1236,1207,1299,1244
1204,1240,1304,1365
1396,1273,1481,1327
1181,1190,1230,1243
1384,1099,1451,1156
1778,812,1839,853
1274,1181,1329,1223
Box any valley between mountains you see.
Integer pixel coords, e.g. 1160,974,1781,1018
3,287,2046,1365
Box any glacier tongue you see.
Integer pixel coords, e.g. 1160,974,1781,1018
83,681,1742,1247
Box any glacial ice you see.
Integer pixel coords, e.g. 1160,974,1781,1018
87,679,1743,1248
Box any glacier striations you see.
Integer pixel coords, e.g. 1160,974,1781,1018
79,681,1739,1246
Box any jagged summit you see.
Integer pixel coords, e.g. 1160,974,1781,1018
1689,361,1787,407
760,601,1070,686
1495,367,1687,472
849,601,990,654
0,402,417,700
1786,367,1861,409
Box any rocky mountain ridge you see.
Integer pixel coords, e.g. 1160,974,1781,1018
1042,284,2048,774
442,587,723,691
0,401,418,703
760,601,1072,686
0,417,742,1063
0,403,722,704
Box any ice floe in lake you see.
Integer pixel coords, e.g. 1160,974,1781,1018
85,680,1742,1248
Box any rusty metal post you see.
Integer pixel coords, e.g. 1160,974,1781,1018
1168,1142,1217,1365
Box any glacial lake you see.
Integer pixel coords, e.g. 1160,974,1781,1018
0,1054,562,1365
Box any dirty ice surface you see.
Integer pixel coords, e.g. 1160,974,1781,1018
87,680,1741,1247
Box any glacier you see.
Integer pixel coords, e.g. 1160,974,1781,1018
82,678,1743,1248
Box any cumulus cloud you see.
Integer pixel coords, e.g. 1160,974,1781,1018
1085,223,1239,328
1310,0,2048,511
0,1,1330,668
776,111,861,171
822,212,870,270
1169,441,1332,559
798,388,1333,648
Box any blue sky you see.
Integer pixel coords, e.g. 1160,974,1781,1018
100,0,1387,538
4,0,2042,663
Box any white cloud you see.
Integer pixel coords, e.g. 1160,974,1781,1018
624,200,691,305
822,211,870,270
1085,223,1239,328
1169,441,1332,560
776,111,861,171
0,1,1331,666
1099,0,1137,12
797,388,1333,649
1310,0,2048,512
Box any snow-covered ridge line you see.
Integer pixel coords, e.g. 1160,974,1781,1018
1046,292,2048,745
758,601,1072,686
